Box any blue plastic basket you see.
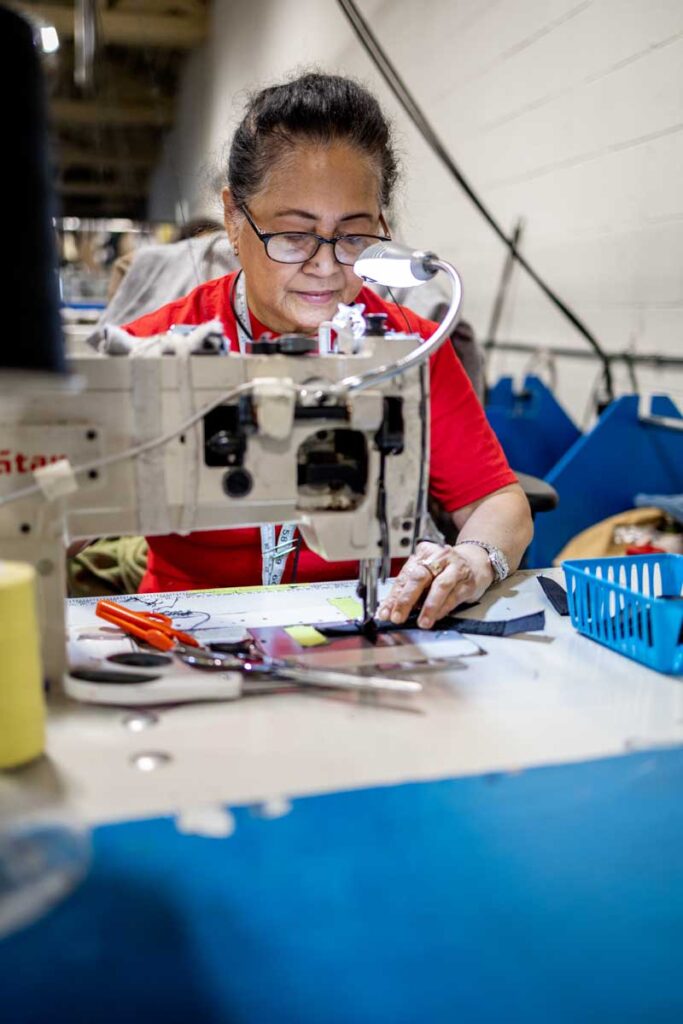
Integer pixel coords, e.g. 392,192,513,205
562,554,683,674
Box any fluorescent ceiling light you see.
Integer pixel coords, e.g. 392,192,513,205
39,25,59,53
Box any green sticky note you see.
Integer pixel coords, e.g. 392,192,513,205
328,597,363,619
284,625,328,647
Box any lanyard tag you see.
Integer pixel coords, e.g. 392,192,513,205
234,273,298,585
260,523,298,586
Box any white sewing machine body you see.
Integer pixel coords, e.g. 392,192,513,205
0,327,428,680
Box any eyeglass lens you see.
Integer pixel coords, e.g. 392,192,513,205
266,233,382,265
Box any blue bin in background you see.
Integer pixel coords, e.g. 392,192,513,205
531,395,683,568
486,374,581,479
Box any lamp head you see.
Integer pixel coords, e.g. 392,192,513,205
354,241,438,288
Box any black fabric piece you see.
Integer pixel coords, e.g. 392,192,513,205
317,622,382,638
607,600,682,645
317,610,545,640
453,611,546,637
537,576,570,616
607,607,653,647
660,597,683,644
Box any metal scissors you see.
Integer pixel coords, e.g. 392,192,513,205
174,640,422,696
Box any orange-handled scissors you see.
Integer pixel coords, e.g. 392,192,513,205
95,599,201,652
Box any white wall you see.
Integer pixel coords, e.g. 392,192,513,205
149,0,683,422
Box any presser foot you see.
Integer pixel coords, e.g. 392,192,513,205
358,616,379,643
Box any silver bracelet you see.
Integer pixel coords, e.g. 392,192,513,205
454,540,509,582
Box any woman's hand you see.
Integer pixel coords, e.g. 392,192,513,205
378,483,534,628
376,540,495,629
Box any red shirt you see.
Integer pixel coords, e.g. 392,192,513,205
124,272,515,592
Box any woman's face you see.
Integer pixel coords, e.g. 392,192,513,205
223,141,384,335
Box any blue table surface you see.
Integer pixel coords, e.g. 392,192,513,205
2,747,683,1023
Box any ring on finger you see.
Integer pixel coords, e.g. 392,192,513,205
418,556,448,579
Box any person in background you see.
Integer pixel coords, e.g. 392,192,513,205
88,218,239,345
123,72,533,628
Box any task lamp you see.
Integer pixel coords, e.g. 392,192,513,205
348,242,463,392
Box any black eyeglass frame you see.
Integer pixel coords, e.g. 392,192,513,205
239,204,391,266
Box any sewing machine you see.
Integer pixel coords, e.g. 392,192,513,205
0,244,463,684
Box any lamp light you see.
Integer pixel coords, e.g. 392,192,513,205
354,241,438,288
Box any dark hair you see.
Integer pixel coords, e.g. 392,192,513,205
228,72,399,208
177,217,223,240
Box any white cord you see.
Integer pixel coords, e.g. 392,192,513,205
0,380,254,509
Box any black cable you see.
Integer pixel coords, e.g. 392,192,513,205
385,286,414,333
336,0,614,402
411,363,429,551
376,451,390,580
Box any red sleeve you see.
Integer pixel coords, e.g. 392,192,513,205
123,290,206,337
358,288,516,511
122,275,235,338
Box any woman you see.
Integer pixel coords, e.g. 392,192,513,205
125,73,533,628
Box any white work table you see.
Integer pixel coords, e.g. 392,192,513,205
14,567,682,827
3,568,683,1024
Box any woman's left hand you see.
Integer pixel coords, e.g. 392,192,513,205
376,540,495,629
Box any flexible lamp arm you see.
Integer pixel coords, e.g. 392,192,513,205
337,243,463,393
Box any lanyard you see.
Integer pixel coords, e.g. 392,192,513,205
260,522,299,586
232,271,251,354
233,272,297,585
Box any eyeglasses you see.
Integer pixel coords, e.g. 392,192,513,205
240,205,390,266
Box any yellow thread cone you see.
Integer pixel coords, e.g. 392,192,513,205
0,562,45,768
